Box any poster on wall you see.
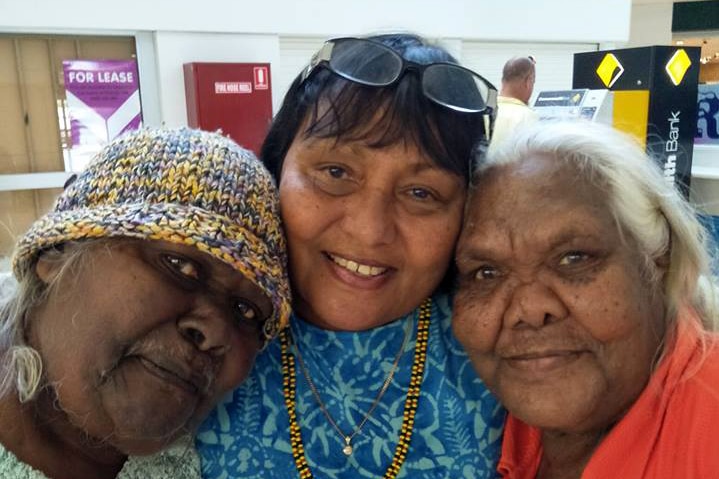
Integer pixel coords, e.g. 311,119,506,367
62,59,142,172
697,84,719,146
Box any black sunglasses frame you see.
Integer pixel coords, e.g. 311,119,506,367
299,37,498,119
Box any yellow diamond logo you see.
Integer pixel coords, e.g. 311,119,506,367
665,49,691,86
595,53,624,88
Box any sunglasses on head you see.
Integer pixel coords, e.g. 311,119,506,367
300,37,497,126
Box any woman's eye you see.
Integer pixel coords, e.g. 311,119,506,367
324,165,347,179
164,254,200,280
474,265,500,281
558,251,590,266
311,164,357,196
409,187,434,201
235,299,263,328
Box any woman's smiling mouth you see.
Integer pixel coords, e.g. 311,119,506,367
326,253,389,278
504,350,587,375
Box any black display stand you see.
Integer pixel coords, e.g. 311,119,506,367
573,46,701,195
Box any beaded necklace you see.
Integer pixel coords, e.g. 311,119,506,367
280,298,432,479
294,314,413,456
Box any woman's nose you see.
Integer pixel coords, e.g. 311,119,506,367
339,189,397,246
177,298,234,356
503,280,568,329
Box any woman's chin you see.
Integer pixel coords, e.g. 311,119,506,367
102,356,211,442
505,388,610,435
106,409,200,456
95,384,206,454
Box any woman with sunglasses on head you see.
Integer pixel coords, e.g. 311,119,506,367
197,33,504,479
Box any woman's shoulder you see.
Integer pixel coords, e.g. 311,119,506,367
672,315,719,397
429,291,466,352
120,438,201,479
0,439,201,479
640,336,719,477
0,441,50,479
682,333,719,399
429,291,453,328
427,292,500,402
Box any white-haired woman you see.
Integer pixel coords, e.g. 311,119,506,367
453,121,719,478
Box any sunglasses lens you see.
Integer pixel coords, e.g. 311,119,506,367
422,64,490,112
329,39,403,86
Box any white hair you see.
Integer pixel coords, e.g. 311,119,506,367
0,241,114,402
0,270,47,402
474,120,718,333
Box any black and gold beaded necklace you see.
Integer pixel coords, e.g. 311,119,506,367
280,298,432,479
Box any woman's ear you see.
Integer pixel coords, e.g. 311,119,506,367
35,256,61,284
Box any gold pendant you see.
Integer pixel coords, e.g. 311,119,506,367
343,437,353,456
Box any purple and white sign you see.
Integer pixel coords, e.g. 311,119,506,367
62,59,142,171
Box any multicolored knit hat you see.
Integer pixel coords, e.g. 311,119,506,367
12,127,290,342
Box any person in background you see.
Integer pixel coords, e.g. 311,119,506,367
488,56,537,154
197,33,505,479
454,121,719,479
0,127,290,479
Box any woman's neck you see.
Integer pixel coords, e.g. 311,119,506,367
536,429,603,479
0,393,126,479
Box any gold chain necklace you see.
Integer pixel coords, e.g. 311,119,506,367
280,298,432,479
293,312,412,456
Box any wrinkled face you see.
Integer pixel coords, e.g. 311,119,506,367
29,240,270,455
453,155,666,435
279,136,466,330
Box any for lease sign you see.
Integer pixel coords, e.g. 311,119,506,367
62,59,142,171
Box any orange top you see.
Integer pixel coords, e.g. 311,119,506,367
498,309,719,479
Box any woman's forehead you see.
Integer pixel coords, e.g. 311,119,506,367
476,155,595,198
467,156,613,232
305,93,450,160
291,135,466,184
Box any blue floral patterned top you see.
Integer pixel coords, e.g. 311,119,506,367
197,293,504,479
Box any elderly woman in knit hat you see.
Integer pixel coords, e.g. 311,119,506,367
0,128,290,479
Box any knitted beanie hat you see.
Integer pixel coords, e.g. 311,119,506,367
13,127,290,342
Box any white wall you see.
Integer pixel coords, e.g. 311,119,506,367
628,3,673,46
0,0,633,126
0,0,631,42
154,32,281,124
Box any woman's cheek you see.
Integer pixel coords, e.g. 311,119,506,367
453,287,502,352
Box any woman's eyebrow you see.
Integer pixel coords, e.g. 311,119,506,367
457,228,602,258
455,242,499,265
543,229,603,249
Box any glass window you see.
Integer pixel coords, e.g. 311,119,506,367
0,34,136,261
